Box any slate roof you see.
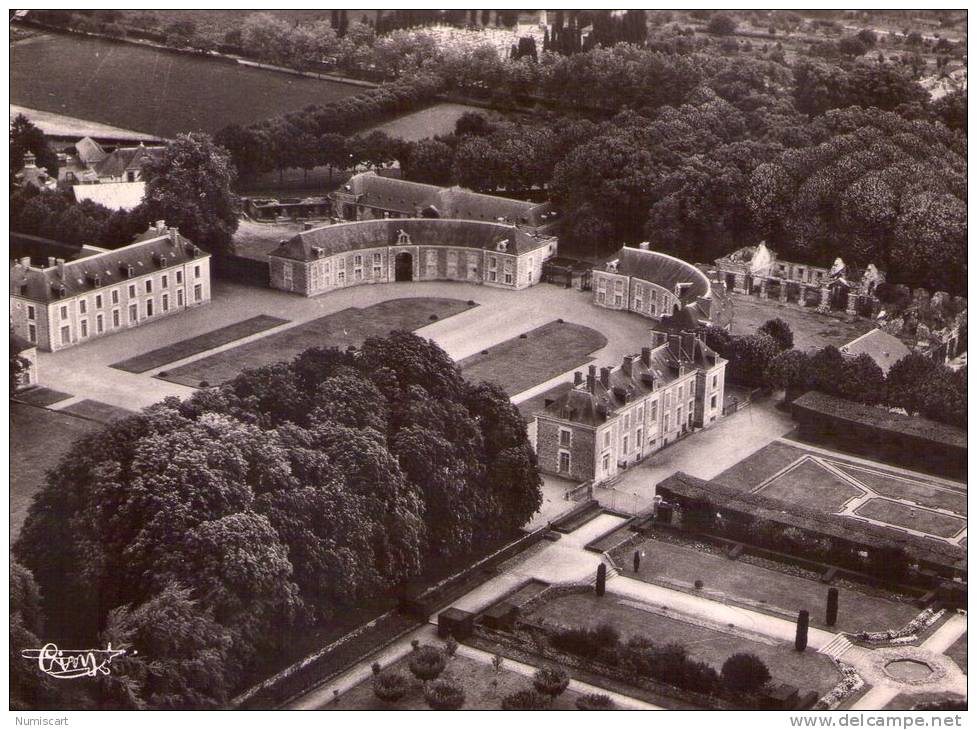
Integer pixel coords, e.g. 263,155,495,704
538,334,723,426
339,172,549,226
73,182,147,211
75,136,107,165
269,219,553,262
600,246,711,303
93,144,165,180
839,328,911,375
10,225,208,304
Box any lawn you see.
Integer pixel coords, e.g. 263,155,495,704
756,458,864,511
158,298,471,387
458,320,607,396
10,402,98,542
853,499,966,539
110,315,289,373
526,592,841,696
330,649,587,710
368,103,504,141
884,692,967,711
11,32,362,137
626,537,919,634
833,464,967,516
714,440,808,492
728,294,875,352
13,386,73,407
60,399,136,425
946,632,967,675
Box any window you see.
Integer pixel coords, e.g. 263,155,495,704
664,412,670,430
337,271,346,286
622,435,629,453
28,324,36,343
354,255,363,267
664,393,671,409
489,269,497,283
95,294,103,309
637,406,644,423
145,279,152,294
27,305,35,320
604,430,611,448
558,450,571,473
282,262,293,290
602,453,610,473
194,284,202,302
373,265,382,278
677,385,683,400
162,293,169,312
650,401,658,421
79,299,87,315
636,428,643,449
710,395,717,409
60,326,70,345
146,299,154,317
177,289,184,307
176,270,183,284
80,320,88,338
373,253,382,266
112,310,120,328
161,274,168,289
504,271,513,285
559,428,571,447
128,284,136,298
635,285,643,310
96,314,104,334
128,304,138,323
60,305,68,320
194,265,201,278
111,289,119,305
677,406,683,427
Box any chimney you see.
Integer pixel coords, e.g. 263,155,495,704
20,257,30,267
641,347,651,367
587,364,597,393
638,241,650,251
622,355,635,378
303,222,314,231
56,259,65,278
681,332,696,361
667,334,682,359
23,151,36,168
573,371,583,386
48,257,56,268
168,227,179,245
599,367,611,390
155,220,166,234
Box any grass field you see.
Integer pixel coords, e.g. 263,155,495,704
526,592,841,695
756,458,863,511
628,537,918,634
368,103,501,141
715,440,807,492
158,297,471,387
947,632,967,675
728,294,875,352
59,399,136,425
884,692,967,711
458,321,607,396
330,649,587,710
853,499,966,539
14,386,73,407
10,402,98,542
11,32,362,137
110,315,289,373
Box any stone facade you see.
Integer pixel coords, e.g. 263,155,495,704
535,331,726,485
10,224,211,352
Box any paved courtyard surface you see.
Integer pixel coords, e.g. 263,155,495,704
37,280,663,411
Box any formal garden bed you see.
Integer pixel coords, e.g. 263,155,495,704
330,645,587,710
946,632,967,675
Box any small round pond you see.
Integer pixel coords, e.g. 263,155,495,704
885,659,934,682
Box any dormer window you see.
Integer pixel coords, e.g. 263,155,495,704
607,259,619,273
496,240,508,253
397,230,411,245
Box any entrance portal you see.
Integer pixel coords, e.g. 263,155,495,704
395,252,413,282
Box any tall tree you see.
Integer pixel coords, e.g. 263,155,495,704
141,134,240,256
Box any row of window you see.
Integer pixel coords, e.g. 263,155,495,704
46,284,204,346
48,266,202,322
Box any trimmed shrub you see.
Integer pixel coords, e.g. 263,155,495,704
199,380,210,388
596,563,606,596
694,579,704,589
371,661,382,675
372,672,409,703
576,693,615,710
429,314,439,320
795,610,809,651
550,624,619,660
721,653,771,694
408,645,447,682
424,679,465,710
532,666,570,701
444,637,458,658
502,689,547,710
826,587,839,627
